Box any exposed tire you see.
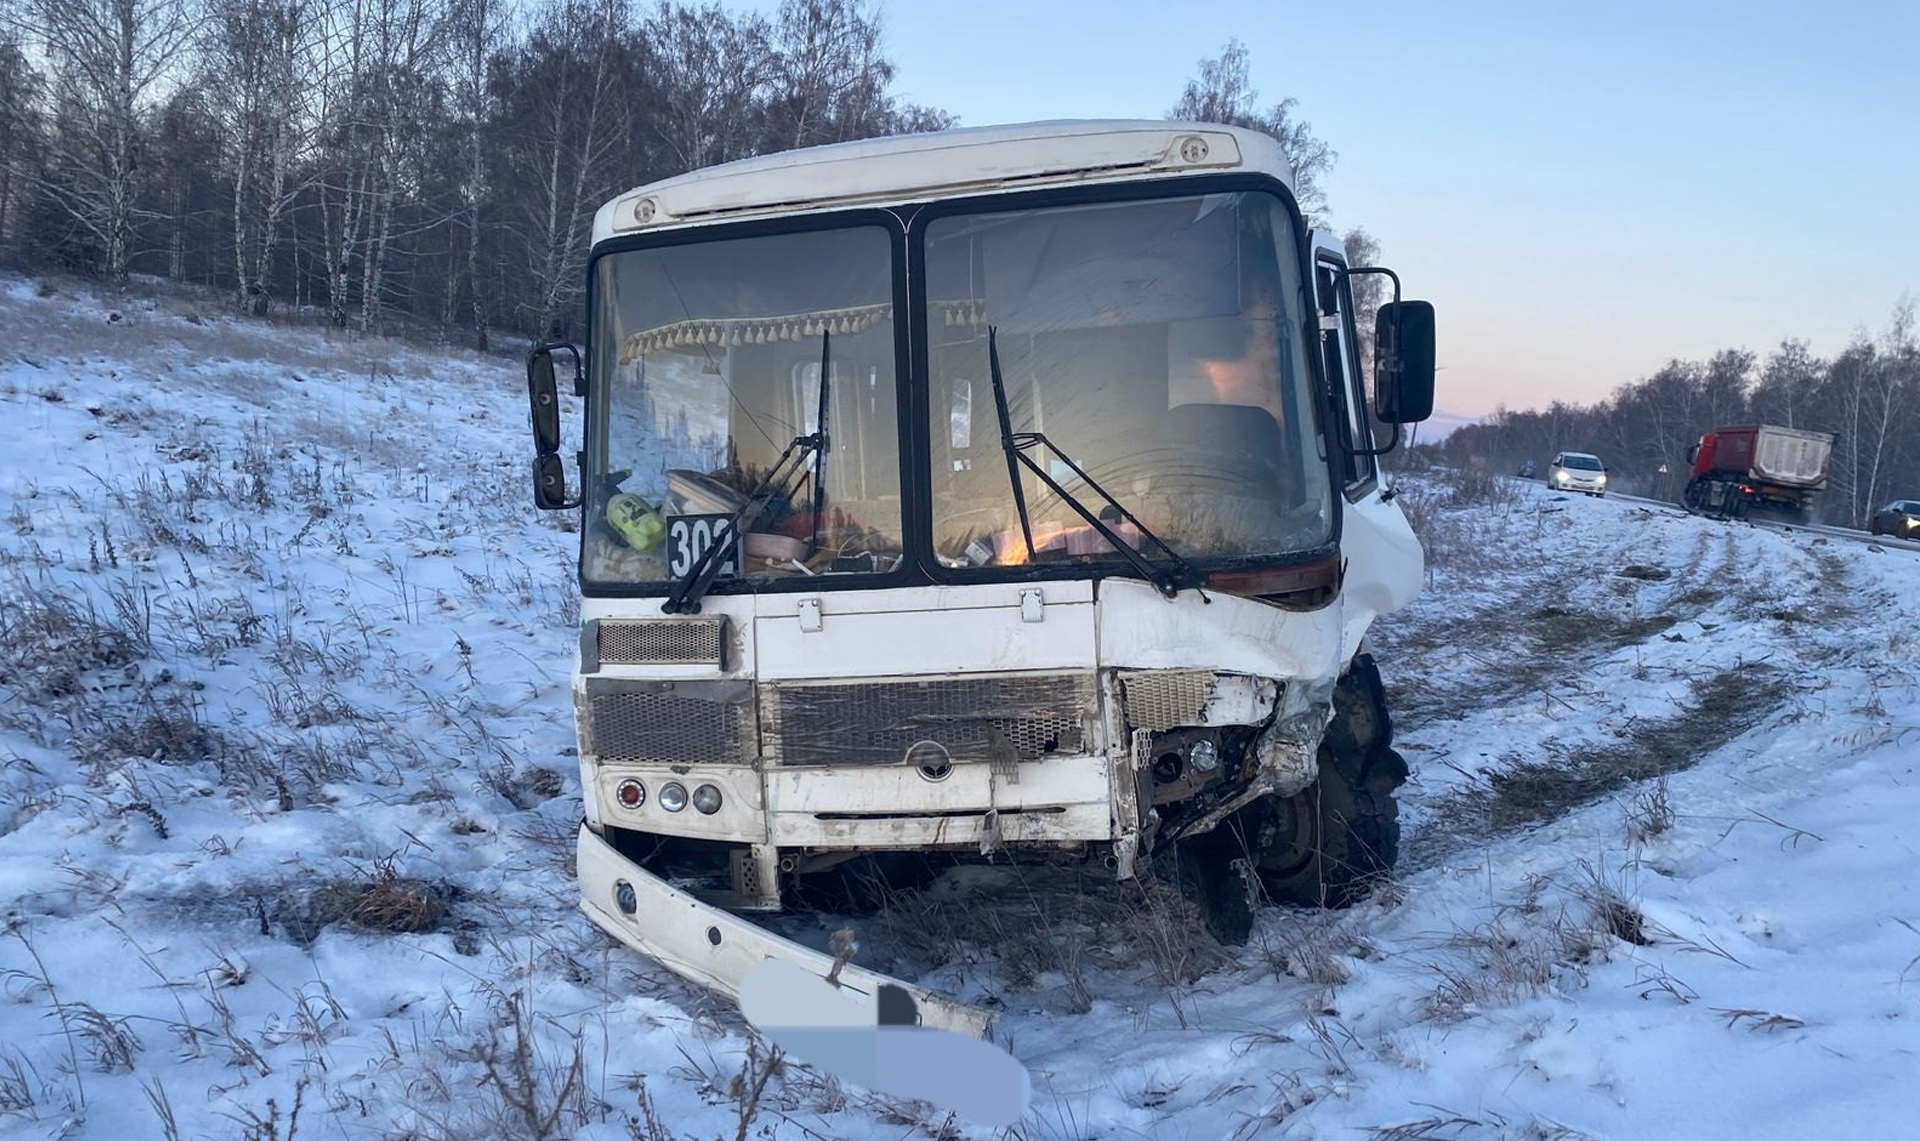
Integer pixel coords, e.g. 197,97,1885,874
1682,480,1705,514
1252,655,1408,909
1156,656,1409,943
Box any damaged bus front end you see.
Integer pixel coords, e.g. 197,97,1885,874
525,121,1436,1034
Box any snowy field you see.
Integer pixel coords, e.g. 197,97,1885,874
1,276,1916,1140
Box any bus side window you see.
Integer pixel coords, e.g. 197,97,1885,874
1315,262,1377,489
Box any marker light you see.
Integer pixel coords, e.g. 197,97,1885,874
692,784,723,815
615,779,646,809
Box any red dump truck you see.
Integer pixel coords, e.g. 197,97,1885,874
1684,424,1835,522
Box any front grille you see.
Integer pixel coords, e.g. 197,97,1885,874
760,674,1095,767
1119,670,1219,732
584,678,752,764
594,618,727,666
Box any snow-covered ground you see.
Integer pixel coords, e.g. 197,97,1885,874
1,277,1915,1140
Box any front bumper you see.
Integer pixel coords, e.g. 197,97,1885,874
577,823,995,1037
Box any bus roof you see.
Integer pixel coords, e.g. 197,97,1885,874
592,120,1295,244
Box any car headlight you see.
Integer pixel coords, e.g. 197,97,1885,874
1597,474,1608,485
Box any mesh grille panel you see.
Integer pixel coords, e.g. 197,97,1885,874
596,618,726,666
761,674,1094,767
584,679,751,763
1119,670,1219,732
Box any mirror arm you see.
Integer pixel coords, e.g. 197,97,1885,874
1334,265,1405,459
1356,420,1401,459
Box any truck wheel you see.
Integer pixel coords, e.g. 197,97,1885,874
1253,655,1408,909
1158,657,1409,944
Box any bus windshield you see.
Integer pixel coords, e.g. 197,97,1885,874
585,226,903,588
923,191,1332,569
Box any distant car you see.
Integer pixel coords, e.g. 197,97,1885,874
1548,451,1608,496
1870,500,1920,538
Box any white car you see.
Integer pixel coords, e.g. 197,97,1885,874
1548,451,1608,496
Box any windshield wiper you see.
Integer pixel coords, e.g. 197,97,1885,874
663,331,831,614
808,329,831,553
985,326,1207,600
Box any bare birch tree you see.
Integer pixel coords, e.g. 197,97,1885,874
8,0,200,282
0,39,44,255
444,0,501,347
510,0,624,337
1169,38,1335,219
205,0,318,313
764,0,886,149
643,2,768,177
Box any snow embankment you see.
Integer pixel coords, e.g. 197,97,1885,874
0,279,1915,1140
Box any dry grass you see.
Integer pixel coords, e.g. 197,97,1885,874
313,860,452,935
1391,473,1527,575
1369,1110,1600,1140
1422,864,1666,1021
1624,774,1675,844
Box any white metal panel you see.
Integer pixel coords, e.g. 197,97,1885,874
1752,426,1835,487
777,804,1112,849
1339,489,1426,660
767,581,1090,617
593,763,766,841
1095,578,1346,680
754,591,1096,679
592,120,1290,243
1309,229,1349,262
764,756,1107,815
577,827,993,1036
767,757,1112,847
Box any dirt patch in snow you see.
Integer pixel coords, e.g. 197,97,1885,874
1387,600,1688,728
1406,666,1789,871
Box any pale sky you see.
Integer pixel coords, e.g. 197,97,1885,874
745,0,1920,418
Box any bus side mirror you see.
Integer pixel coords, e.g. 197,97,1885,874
527,343,583,510
1374,300,1435,424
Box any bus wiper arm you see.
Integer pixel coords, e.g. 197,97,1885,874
664,331,830,614
985,327,1207,601
809,329,831,554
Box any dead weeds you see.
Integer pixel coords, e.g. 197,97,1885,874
310,862,453,936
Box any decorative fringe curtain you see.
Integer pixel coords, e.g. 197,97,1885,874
618,299,990,364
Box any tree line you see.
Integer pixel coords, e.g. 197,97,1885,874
0,0,953,347
1424,302,1919,526
0,6,1367,353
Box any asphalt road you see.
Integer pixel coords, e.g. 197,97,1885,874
1524,480,1920,556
